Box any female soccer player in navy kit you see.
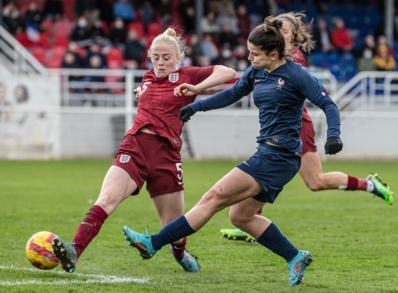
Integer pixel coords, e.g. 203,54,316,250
220,11,393,243
51,28,236,273
123,16,343,286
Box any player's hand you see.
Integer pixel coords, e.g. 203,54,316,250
324,137,343,155
180,106,196,122
134,87,142,100
174,83,200,97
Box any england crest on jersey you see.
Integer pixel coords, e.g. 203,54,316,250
169,73,179,83
119,154,131,163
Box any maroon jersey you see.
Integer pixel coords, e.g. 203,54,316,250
292,47,312,122
128,66,215,150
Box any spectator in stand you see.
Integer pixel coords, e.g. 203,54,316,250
201,11,220,35
62,51,83,82
357,48,376,72
43,0,64,20
312,18,333,53
113,0,136,24
84,42,107,68
218,23,238,50
330,17,353,54
200,33,219,65
355,34,376,58
236,4,250,40
24,2,44,33
95,0,114,26
373,44,397,71
218,42,236,68
91,19,110,46
66,41,84,63
2,2,24,34
109,18,127,47
216,3,238,35
123,29,146,69
233,44,250,70
74,0,96,22
376,35,395,56
70,16,93,44
187,34,203,64
139,1,155,33
179,0,196,34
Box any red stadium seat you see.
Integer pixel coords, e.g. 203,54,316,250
147,22,161,37
31,46,47,65
53,34,69,48
106,47,123,67
128,21,145,38
54,19,72,37
47,46,66,68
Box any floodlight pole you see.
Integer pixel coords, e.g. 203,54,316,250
384,0,394,46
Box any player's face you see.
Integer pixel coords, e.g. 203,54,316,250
247,41,277,70
280,19,294,50
150,42,181,78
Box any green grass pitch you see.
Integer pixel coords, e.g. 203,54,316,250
0,159,397,293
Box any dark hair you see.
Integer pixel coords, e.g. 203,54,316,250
248,16,285,58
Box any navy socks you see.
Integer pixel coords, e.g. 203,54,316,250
256,222,298,262
151,216,195,250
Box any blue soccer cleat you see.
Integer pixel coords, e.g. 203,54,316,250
123,226,158,260
169,245,200,272
287,250,313,286
52,236,78,273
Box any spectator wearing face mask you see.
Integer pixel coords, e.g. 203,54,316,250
71,16,93,43
357,48,376,72
109,18,127,47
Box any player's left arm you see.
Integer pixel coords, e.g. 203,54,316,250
295,69,343,154
174,65,236,97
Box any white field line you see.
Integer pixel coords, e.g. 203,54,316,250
0,265,149,286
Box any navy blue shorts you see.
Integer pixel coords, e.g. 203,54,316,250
237,143,301,203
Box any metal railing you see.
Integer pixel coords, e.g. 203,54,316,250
0,25,47,75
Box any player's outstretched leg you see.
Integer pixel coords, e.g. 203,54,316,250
169,245,200,272
287,250,313,286
52,236,78,273
367,173,394,205
220,228,256,243
123,226,158,259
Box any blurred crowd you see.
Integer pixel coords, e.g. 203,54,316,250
1,0,397,81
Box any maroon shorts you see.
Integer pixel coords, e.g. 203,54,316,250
113,132,184,197
299,118,317,155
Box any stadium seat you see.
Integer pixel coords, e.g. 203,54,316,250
128,21,145,38
327,52,340,65
31,46,47,65
148,22,162,37
47,46,66,68
53,34,69,48
310,52,327,67
54,19,72,37
106,47,123,67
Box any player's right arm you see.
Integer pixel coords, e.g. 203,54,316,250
174,65,236,97
180,67,255,122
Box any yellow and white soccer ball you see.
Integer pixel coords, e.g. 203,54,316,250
25,231,60,270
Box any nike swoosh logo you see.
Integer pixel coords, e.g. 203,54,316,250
178,181,183,185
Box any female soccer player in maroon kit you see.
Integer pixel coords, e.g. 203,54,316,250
220,11,393,243
52,28,236,273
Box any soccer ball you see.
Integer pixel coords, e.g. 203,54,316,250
25,231,60,270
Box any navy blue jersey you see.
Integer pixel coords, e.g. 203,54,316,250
190,60,340,153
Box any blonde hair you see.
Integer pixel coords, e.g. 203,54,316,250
148,28,185,59
276,12,314,53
